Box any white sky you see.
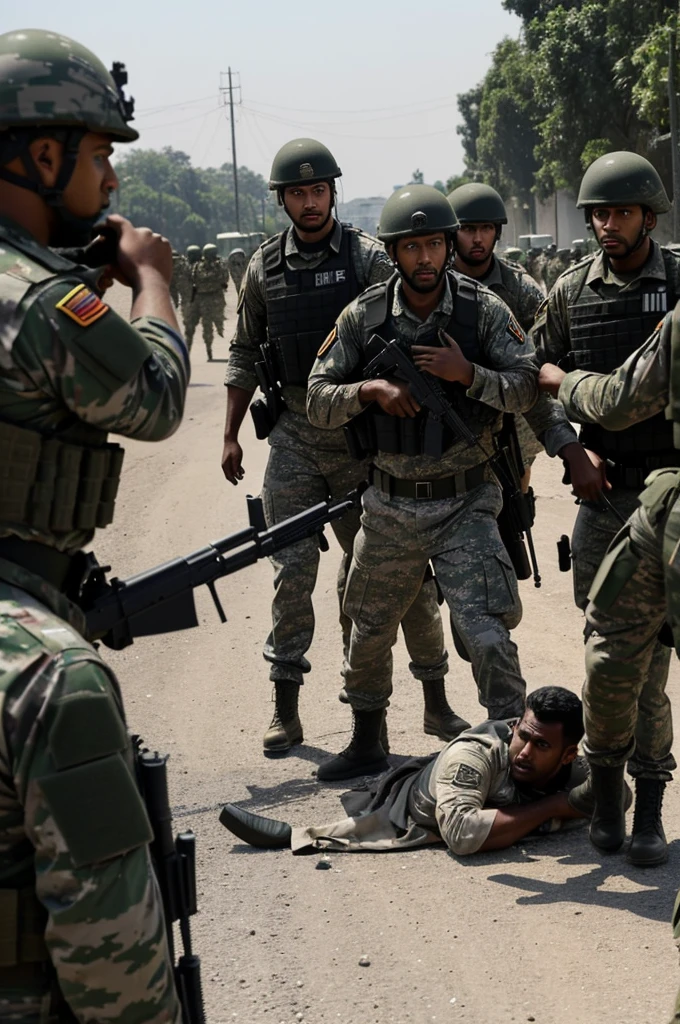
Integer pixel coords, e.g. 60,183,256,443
15,1,521,199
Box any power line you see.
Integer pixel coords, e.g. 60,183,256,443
244,95,457,115
245,100,457,128
136,94,217,116
137,105,222,131
240,104,452,142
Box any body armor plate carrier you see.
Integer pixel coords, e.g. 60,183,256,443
566,250,679,468
263,226,360,386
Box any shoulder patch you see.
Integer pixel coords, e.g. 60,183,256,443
317,325,338,357
452,762,483,790
506,314,525,343
55,284,109,327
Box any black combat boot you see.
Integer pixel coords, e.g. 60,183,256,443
588,764,627,853
263,681,303,754
568,771,633,817
628,779,668,867
422,680,471,741
338,688,390,753
219,804,292,849
317,709,388,782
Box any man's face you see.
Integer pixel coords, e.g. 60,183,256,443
455,222,497,266
393,232,449,293
590,204,653,260
508,709,577,787
61,132,118,219
283,181,333,233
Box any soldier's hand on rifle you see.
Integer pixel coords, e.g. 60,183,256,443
412,331,474,385
359,379,421,417
560,442,611,503
538,362,566,397
221,438,245,484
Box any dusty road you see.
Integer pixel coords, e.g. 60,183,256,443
98,283,680,1024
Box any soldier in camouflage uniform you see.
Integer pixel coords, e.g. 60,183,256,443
307,185,595,782
223,142,452,759
0,29,188,1022
180,244,201,347
448,183,547,475
191,242,229,361
534,151,680,868
227,246,247,294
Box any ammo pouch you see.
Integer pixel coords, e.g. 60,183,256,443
0,420,124,533
0,885,48,969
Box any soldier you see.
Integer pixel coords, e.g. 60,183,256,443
533,150,680,866
170,248,182,304
191,242,229,361
0,29,189,1021
227,246,247,294
306,185,598,781
222,141,453,760
540,242,559,291
181,243,201,348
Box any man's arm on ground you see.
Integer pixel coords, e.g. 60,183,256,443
479,792,583,852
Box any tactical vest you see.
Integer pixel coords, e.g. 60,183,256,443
263,226,360,386
351,272,498,458
566,249,679,466
0,230,125,537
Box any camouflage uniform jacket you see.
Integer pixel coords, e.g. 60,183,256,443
193,257,229,295
480,255,545,332
557,311,671,429
532,241,680,366
225,219,393,415
307,273,552,480
0,216,189,553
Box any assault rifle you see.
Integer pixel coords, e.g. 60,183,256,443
135,741,204,1024
362,335,541,587
82,490,360,649
250,340,286,439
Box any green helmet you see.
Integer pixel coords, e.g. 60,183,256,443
268,138,342,190
0,29,138,140
378,185,459,244
202,243,218,259
186,245,201,263
447,183,507,225
504,246,523,260
577,151,671,214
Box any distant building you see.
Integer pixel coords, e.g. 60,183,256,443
337,196,386,236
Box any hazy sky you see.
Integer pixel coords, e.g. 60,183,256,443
15,1,521,200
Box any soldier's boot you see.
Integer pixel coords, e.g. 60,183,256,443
263,681,303,754
317,709,389,782
219,803,292,849
588,764,627,853
628,779,668,867
568,772,633,817
338,687,390,753
422,680,471,741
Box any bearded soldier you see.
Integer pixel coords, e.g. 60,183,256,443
222,141,456,760
0,29,188,1021
534,151,680,867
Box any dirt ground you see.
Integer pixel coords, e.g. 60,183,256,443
97,281,680,1024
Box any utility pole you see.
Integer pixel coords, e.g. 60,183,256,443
669,25,680,240
219,69,241,232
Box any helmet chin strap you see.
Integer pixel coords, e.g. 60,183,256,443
0,127,103,246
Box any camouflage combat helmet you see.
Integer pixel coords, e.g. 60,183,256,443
202,243,218,259
186,244,201,263
503,246,524,261
268,138,342,190
229,247,246,257
577,152,671,215
378,185,459,244
447,182,508,225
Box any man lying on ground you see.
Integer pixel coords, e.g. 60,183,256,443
220,687,620,856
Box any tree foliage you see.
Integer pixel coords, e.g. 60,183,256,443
114,146,287,250
456,0,680,202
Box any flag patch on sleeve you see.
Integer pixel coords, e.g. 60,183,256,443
55,284,109,327
317,325,337,357
506,314,525,343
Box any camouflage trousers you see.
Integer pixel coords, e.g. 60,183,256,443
183,294,225,356
584,502,675,780
670,892,680,1023
343,480,525,719
261,412,447,687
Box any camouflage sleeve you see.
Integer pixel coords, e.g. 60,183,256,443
307,302,366,429
16,279,188,442
516,272,545,332
364,243,395,287
465,291,539,414
433,740,499,856
224,250,266,393
558,314,670,430
7,638,181,1023
521,393,578,457
530,279,572,365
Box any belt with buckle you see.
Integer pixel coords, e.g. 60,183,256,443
369,464,487,500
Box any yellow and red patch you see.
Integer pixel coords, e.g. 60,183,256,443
55,284,109,327
317,325,338,358
506,314,525,344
